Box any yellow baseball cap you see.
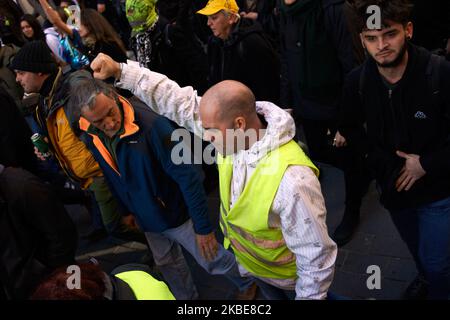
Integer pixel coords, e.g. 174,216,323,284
197,0,240,16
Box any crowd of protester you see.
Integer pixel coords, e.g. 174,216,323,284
0,0,449,300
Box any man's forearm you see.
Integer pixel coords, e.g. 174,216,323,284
116,61,204,138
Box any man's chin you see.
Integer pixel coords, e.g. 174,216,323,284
374,44,408,68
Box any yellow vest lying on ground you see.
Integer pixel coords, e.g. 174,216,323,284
115,270,175,300
218,140,319,280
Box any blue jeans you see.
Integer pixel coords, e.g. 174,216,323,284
389,196,450,299
255,279,348,300
254,279,296,300
145,219,253,299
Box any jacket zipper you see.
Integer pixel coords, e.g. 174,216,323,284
388,89,400,150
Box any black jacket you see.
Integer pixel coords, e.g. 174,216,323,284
339,44,450,210
280,0,355,120
208,18,280,104
0,167,77,299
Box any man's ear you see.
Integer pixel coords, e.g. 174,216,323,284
229,13,239,25
405,21,413,40
234,117,246,130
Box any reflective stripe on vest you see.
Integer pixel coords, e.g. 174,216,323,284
218,140,319,279
114,271,175,300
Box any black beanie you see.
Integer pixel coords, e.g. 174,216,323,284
10,40,58,74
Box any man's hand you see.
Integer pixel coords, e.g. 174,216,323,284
34,146,47,161
39,0,58,24
196,232,219,262
33,136,50,161
333,131,347,148
395,151,426,192
91,53,121,80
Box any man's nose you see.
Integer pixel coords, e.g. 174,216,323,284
104,119,115,131
377,37,388,51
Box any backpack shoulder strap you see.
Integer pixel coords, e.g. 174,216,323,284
426,54,443,109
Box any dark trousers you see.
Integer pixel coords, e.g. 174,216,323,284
389,196,450,299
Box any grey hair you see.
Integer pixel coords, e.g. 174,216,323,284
66,70,117,120
220,9,240,20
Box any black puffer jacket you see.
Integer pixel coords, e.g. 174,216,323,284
208,17,280,104
339,44,450,210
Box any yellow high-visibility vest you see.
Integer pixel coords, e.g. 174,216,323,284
218,140,319,279
114,271,175,300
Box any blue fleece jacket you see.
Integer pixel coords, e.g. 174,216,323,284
79,96,212,235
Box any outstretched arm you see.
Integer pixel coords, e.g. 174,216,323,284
39,0,73,37
91,53,204,139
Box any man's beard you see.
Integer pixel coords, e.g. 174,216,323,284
374,41,408,68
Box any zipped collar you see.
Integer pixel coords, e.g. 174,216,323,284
40,68,64,116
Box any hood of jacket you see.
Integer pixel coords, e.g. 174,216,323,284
238,101,296,165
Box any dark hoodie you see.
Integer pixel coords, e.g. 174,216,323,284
207,17,280,104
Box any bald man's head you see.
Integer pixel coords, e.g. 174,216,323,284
199,80,265,155
200,80,256,126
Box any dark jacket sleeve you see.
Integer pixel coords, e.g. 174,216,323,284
419,59,450,177
279,10,294,108
338,69,365,144
149,118,212,235
256,0,279,38
339,68,395,180
323,1,356,76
